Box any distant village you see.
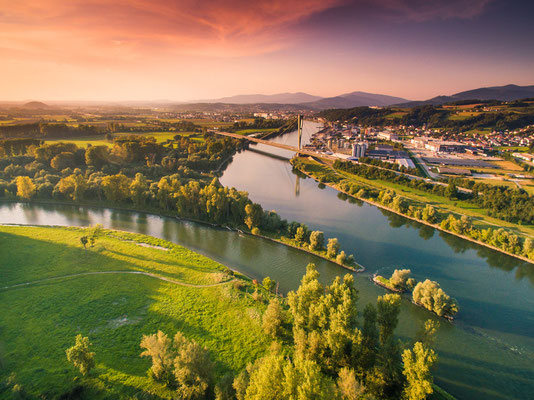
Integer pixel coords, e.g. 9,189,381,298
309,119,534,177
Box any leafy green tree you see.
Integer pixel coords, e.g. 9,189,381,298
282,357,338,400
263,298,285,339
172,332,213,400
101,173,131,203
412,280,459,318
294,226,307,243
244,203,262,230
421,205,437,223
444,183,458,199
360,303,379,371
244,352,285,399
287,264,324,332
85,145,110,169
336,250,347,265
66,334,95,376
402,342,437,400
376,294,401,345
309,231,325,251
389,269,416,291
16,176,35,199
326,238,340,259
58,173,88,201
50,152,75,170
337,367,365,400
140,330,174,384
130,172,149,207
262,276,276,292
215,373,235,400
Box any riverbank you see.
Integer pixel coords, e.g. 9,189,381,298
0,197,364,274
292,159,534,266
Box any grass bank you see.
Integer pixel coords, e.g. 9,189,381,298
0,225,271,399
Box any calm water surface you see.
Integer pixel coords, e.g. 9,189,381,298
1,122,533,399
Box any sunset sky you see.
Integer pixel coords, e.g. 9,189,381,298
1,0,533,102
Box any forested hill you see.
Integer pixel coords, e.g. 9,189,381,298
318,100,534,131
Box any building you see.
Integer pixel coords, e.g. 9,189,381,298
352,142,368,158
377,131,399,141
396,158,416,169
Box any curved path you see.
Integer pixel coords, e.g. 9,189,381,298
1,270,236,291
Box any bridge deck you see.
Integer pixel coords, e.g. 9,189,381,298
213,131,336,160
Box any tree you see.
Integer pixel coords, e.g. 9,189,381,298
244,352,285,399
282,357,337,400
287,264,324,332
130,173,149,207
336,250,347,265
101,173,131,203
80,236,88,249
402,342,437,400
444,183,458,199
294,226,307,243
376,294,401,345
141,330,213,397
421,205,437,223
172,332,213,400
412,280,459,318
66,334,95,376
140,330,174,384
85,145,109,169
262,298,285,339
309,231,324,251
337,367,365,400
326,238,340,259
16,176,35,199
50,152,75,170
262,276,276,292
58,173,88,201
244,203,262,230
389,269,415,291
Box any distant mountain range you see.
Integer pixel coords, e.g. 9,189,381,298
196,91,409,109
198,92,323,105
397,84,534,107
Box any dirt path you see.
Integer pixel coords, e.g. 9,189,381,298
1,270,236,291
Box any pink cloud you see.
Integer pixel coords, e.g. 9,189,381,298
0,0,348,63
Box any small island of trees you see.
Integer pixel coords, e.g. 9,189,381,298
374,269,459,320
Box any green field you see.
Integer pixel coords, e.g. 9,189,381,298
45,131,203,147
0,225,270,398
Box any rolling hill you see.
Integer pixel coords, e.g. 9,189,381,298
398,84,534,107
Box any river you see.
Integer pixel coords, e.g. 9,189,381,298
1,121,533,399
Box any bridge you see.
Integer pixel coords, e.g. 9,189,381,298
211,114,341,159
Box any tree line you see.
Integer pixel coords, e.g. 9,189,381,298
333,159,534,225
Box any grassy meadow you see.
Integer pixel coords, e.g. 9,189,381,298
0,225,270,399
